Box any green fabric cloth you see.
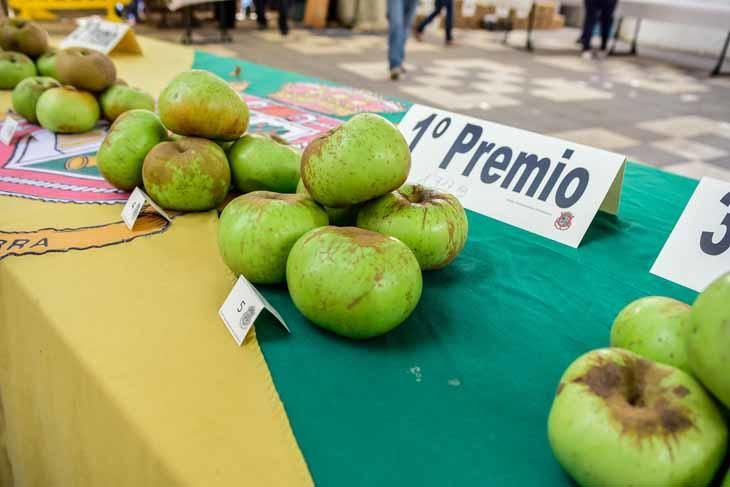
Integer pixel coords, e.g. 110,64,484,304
195,51,702,486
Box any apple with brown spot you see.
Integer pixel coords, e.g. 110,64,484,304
687,272,730,409
610,296,691,372
142,137,230,211
548,348,727,486
55,47,116,92
0,19,48,57
356,184,468,270
300,113,410,207
218,191,328,284
286,226,422,339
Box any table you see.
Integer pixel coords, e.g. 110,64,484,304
0,39,709,486
610,0,730,76
7,0,125,21
502,0,567,52
167,0,234,45
506,0,730,76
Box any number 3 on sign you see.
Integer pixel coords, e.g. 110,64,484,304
700,192,730,256
651,177,730,292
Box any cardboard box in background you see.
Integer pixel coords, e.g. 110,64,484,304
430,0,563,31
552,13,565,29
439,0,496,29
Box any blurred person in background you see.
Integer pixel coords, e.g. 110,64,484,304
414,0,454,45
580,0,618,58
387,0,419,80
255,0,290,35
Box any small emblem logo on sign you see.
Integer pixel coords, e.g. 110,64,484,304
219,276,290,346
239,305,257,329
554,211,574,231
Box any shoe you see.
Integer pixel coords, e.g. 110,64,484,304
445,38,454,46
390,68,401,81
581,50,593,60
413,28,423,42
597,48,609,59
399,66,407,75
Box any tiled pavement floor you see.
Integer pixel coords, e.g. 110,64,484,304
44,17,730,180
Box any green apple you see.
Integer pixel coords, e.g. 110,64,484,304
228,134,300,194
158,70,248,140
0,19,48,57
99,82,155,122
688,272,730,408
36,48,58,79
357,184,468,270
0,51,37,89
56,47,116,92
286,226,422,339
11,76,61,124
36,86,99,133
610,296,691,373
548,348,727,487
296,178,358,226
300,113,410,207
218,192,328,284
142,137,230,211
97,110,168,191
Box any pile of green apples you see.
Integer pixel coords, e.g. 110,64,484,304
548,272,730,486
1,19,154,133
218,112,470,340
97,69,247,206
96,67,469,339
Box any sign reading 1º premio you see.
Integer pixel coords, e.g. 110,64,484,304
399,105,626,247
651,177,730,292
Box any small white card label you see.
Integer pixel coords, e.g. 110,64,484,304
0,114,19,146
651,177,730,292
121,187,171,230
399,104,626,247
219,276,290,346
60,17,132,54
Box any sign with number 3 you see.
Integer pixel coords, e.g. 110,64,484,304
700,192,730,256
652,177,730,292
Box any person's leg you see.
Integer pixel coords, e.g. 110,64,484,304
387,0,405,71
398,0,419,65
403,0,419,41
416,0,444,32
444,0,453,42
278,0,289,35
418,0,443,33
254,0,267,28
580,0,598,51
599,0,617,51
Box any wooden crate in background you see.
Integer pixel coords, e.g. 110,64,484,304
304,0,328,28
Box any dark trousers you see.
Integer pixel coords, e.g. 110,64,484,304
254,0,289,34
581,0,617,51
417,0,453,41
216,0,236,29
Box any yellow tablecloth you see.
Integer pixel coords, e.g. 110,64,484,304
0,36,312,487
